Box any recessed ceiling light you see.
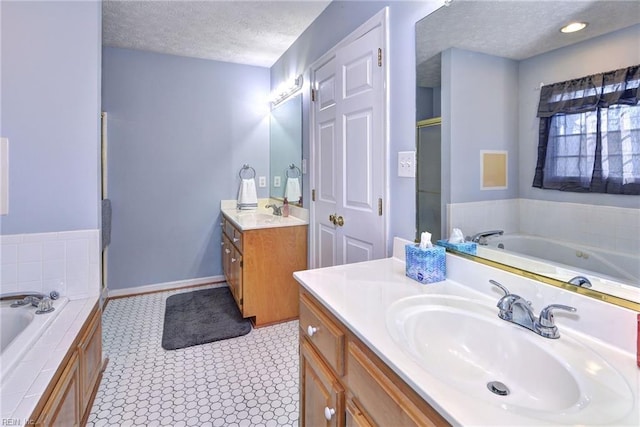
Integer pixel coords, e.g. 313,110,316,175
560,22,588,33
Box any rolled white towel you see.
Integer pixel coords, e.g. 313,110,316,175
237,178,258,209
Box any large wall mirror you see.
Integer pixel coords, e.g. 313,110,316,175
270,93,303,206
415,0,640,308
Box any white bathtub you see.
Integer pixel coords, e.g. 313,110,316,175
0,297,69,382
477,234,640,303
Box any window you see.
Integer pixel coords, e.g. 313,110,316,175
533,65,640,195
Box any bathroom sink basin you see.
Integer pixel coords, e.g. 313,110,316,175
386,295,634,424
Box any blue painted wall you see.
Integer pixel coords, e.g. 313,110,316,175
442,48,519,204
270,0,442,251
102,48,270,290
0,0,101,234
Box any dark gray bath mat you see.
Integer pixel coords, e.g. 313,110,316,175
162,286,251,350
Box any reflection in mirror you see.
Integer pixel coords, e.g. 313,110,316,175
270,93,302,205
415,0,640,306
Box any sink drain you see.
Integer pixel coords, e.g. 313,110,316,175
487,381,510,396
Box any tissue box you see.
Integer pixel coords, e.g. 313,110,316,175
436,240,477,256
405,244,446,284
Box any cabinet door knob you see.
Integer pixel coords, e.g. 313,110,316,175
324,407,336,421
225,249,231,254
307,325,318,337
231,258,237,263
233,237,240,242
220,241,225,246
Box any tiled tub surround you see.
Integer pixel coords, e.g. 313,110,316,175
0,296,98,422
447,198,640,254
294,238,639,425
0,229,100,299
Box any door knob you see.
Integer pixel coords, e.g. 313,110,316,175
335,216,344,226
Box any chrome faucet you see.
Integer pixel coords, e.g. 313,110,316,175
568,275,592,288
490,280,576,339
470,229,504,245
0,291,59,313
1,291,46,306
265,204,282,216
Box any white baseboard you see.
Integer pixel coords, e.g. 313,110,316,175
106,275,226,299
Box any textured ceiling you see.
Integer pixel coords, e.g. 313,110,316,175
102,0,332,68
417,0,640,87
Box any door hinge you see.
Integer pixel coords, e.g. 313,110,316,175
312,189,316,202
378,198,383,216
311,88,316,102
240,260,243,268
377,48,382,67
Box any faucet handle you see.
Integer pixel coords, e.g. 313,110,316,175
537,304,577,327
535,304,577,339
489,279,510,296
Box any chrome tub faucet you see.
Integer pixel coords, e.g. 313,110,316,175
490,280,576,339
0,291,59,314
470,230,504,245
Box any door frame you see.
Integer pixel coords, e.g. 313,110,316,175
308,7,389,268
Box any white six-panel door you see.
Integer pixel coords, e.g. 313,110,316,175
311,11,386,268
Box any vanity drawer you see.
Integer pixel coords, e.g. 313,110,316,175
225,221,243,252
300,292,345,376
347,341,448,427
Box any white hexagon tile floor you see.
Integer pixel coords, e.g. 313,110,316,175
87,285,299,427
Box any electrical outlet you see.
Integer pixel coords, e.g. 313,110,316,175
398,151,416,177
258,176,266,187
274,176,281,187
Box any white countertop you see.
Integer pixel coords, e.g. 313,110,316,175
0,296,98,422
221,199,308,231
293,240,639,426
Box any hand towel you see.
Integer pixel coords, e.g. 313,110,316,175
237,178,258,209
285,177,301,204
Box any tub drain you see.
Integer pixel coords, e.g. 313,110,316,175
487,381,510,396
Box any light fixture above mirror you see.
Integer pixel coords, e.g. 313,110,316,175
271,75,303,107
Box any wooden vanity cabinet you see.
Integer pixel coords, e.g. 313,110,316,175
32,303,104,426
299,290,450,427
221,215,308,326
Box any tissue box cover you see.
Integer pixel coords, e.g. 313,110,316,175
405,244,446,284
436,240,478,256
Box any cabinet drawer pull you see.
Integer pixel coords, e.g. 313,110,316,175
231,258,237,263
233,237,240,242
307,325,318,337
324,407,336,421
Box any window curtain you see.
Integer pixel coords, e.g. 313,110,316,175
533,65,640,195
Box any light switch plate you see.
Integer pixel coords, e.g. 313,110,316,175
398,151,416,178
258,176,266,187
274,176,281,187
